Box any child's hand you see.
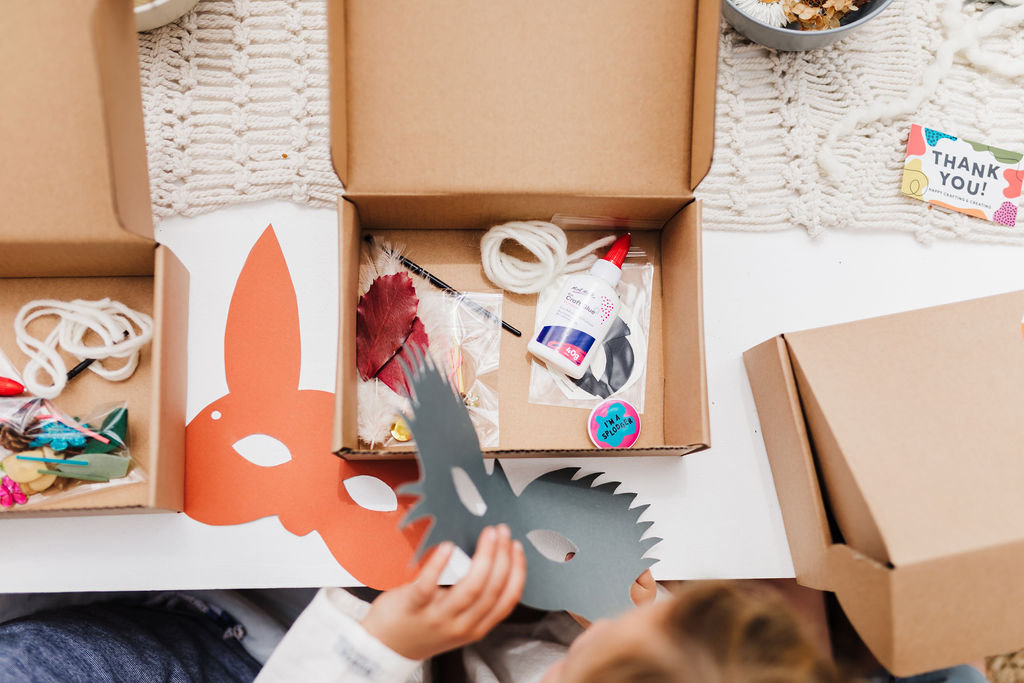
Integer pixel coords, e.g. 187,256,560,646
569,567,657,629
361,524,526,661
630,569,657,607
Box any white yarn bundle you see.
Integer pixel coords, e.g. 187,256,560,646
480,221,616,294
818,0,1024,180
14,299,155,399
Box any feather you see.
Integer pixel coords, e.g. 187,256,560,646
357,378,410,447
358,239,407,296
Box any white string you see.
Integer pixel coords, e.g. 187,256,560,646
13,299,155,399
481,221,617,294
818,0,1024,181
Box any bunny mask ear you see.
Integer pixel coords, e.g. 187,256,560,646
225,227,301,397
185,224,426,589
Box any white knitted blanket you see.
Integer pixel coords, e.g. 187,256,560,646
139,0,1024,243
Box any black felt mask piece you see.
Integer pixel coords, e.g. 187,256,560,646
397,349,660,621
570,317,635,399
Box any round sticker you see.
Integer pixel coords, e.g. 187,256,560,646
587,399,641,449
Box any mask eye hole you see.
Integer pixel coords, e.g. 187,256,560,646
231,434,292,467
526,529,579,563
343,475,398,512
451,467,487,516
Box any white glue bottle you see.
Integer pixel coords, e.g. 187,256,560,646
527,233,630,379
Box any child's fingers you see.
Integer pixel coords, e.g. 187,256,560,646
443,526,499,613
630,569,657,606
412,541,455,606
477,539,526,632
457,524,512,623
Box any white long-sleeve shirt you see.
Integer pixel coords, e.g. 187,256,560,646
256,588,425,682
256,588,583,683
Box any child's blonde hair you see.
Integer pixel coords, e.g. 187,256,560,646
587,582,838,683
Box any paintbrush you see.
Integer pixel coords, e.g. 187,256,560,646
364,235,522,337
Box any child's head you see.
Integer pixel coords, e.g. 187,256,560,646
543,582,838,683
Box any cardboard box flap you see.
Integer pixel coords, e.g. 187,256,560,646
827,539,1024,677
0,0,153,278
690,0,720,191
330,0,719,202
785,290,1024,568
743,336,832,588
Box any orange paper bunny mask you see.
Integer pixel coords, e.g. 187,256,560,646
184,226,426,588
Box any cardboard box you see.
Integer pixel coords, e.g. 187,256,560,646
329,0,719,459
744,290,1024,675
0,1,189,514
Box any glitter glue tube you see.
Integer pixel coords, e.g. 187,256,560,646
528,233,630,379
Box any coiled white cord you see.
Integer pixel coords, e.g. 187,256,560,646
480,221,616,294
14,299,155,399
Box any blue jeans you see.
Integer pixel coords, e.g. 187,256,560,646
0,593,261,683
877,665,988,683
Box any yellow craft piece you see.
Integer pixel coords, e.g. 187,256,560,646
3,451,44,483
902,158,929,200
390,420,412,443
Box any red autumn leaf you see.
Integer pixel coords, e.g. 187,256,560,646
356,273,419,381
377,317,429,395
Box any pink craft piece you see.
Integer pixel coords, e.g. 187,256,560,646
1,476,27,506
1003,168,1024,200
906,124,926,158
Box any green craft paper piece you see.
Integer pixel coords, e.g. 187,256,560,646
37,469,110,483
81,408,129,455
57,453,131,480
964,139,1023,164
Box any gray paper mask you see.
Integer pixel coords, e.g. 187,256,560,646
398,349,660,621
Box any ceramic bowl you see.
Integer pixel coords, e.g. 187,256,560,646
135,0,200,32
722,0,896,51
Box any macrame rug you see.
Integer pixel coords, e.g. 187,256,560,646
139,0,1024,244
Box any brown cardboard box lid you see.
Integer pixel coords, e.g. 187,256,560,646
0,1,153,278
785,290,1024,568
329,0,719,204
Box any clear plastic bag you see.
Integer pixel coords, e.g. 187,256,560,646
528,258,654,413
0,398,142,509
434,291,501,448
360,291,502,449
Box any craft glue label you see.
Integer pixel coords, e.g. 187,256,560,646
534,285,614,365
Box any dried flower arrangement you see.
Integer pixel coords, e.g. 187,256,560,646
733,0,870,30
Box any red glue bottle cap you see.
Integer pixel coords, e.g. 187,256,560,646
0,377,25,397
590,233,630,286
601,233,631,268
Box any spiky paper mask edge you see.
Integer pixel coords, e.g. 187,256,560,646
397,348,661,621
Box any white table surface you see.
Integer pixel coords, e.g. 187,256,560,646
4,200,1023,594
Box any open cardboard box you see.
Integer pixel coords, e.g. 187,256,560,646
329,0,719,459
0,1,188,515
744,290,1024,676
